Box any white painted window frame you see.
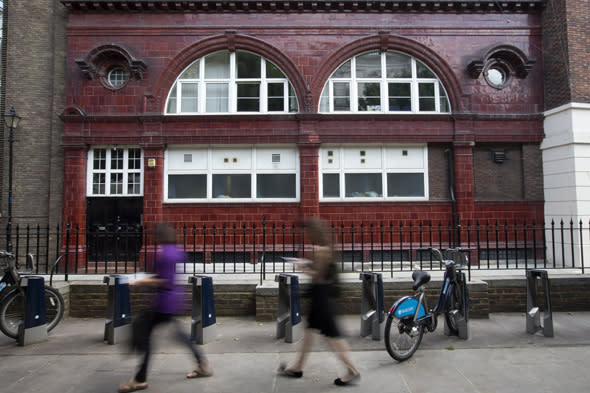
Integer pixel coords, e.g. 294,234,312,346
87,147,144,197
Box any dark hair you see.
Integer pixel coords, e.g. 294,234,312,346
304,217,331,247
153,222,177,244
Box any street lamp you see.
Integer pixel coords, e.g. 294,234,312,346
3,107,21,252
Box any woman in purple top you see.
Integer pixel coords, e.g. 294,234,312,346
119,223,212,393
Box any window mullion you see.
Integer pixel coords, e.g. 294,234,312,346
350,57,357,113
229,52,236,113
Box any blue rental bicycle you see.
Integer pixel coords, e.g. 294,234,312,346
384,247,469,361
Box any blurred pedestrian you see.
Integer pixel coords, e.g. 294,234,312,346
118,223,212,393
279,217,360,386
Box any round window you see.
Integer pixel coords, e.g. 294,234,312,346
486,65,508,88
107,67,127,88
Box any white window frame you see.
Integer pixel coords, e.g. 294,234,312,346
164,145,300,203
319,144,429,201
319,51,451,114
87,147,144,197
165,50,298,115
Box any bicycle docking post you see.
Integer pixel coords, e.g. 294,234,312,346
444,271,470,340
103,275,132,344
526,269,553,337
189,275,216,344
17,276,48,346
359,272,385,340
275,273,302,343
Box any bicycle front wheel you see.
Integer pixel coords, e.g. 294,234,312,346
0,286,65,339
445,280,469,335
384,315,424,361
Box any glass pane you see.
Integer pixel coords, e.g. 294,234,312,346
416,62,435,78
439,82,450,112
257,174,296,198
333,60,351,78
237,83,260,112
204,52,230,79
93,149,106,170
127,173,141,194
319,85,329,112
419,83,435,111
322,174,340,197
166,85,177,114
356,52,381,78
128,149,141,170
333,82,350,111
206,83,228,112
111,149,123,170
237,51,261,78
267,83,284,111
289,84,298,112
213,174,251,198
387,173,425,197
180,61,200,79
168,175,206,199
388,83,411,111
181,83,198,112
266,61,286,78
345,173,382,197
358,82,381,111
386,52,412,78
93,173,105,194
110,173,123,194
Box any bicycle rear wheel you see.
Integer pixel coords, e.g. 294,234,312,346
384,315,424,361
0,286,65,339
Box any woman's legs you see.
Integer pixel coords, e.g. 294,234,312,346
327,337,359,381
134,312,172,383
286,328,314,372
172,321,213,377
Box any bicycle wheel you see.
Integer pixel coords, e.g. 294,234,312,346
384,315,424,361
0,286,65,339
445,280,468,335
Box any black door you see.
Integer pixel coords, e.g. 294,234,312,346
86,197,143,261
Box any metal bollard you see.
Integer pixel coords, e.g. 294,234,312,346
103,275,132,344
189,275,216,344
17,276,48,346
526,269,553,337
359,272,385,340
275,273,302,343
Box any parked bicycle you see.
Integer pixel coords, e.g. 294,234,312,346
385,247,469,361
0,251,65,339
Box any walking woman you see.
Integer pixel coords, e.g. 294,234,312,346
118,223,212,393
279,217,360,386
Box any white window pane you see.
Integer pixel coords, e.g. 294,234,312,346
267,61,286,78
333,82,350,111
439,82,450,112
333,60,351,78
237,83,260,112
181,83,198,112
345,173,382,197
205,52,230,79
213,174,251,198
416,62,435,78
93,149,106,170
128,149,141,170
322,174,340,198
206,83,228,112
289,84,298,112
356,52,381,78
387,173,425,197
388,83,411,111
127,173,141,194
237,51,261,78
256,174,295,198
180,61,200,79
358,82,381,111
419,83,436,111
267,83,284,111
319,85,329,112
166,85,177,114
168,175,206,199
111,149,123,170
93,173,105,194
386,52,412,78
110,173,123,194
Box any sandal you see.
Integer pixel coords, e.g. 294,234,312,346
118,379,148,393
278,363,303,378
187,366,213,379
334,372,360,386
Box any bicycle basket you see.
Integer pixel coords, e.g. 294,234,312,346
443,249,468,268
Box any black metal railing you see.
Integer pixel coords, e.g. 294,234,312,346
1,219,588,282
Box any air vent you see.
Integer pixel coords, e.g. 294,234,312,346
272,153,281,163
184,154,192,163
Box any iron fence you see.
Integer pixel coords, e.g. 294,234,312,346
1,219,588,282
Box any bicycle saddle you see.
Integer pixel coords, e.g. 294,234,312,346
412,270,431,290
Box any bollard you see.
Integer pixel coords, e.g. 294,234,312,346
359,272,385,340
17,276,48,346
526,269,553,337
275,273,302,343
103,275,132,344
189,275,216,344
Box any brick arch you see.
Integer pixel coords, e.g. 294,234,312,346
151,33,308,113
309,33,464,113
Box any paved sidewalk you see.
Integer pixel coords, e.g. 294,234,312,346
1,313,590,393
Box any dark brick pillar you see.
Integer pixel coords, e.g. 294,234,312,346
142,144,165,226
298,120,320,219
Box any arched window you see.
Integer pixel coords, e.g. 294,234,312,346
165,50,298,114
319,51,451,114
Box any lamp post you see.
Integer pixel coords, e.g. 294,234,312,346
3,107,21,252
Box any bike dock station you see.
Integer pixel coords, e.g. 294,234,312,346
275,273,302,343
359,272,385,340
17,276,48,346
526,269,554,337
444,268,470,340
103,274,132,345
189,275,216,344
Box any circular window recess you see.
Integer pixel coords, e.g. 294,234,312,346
107,67,128,89
485,64,510,89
